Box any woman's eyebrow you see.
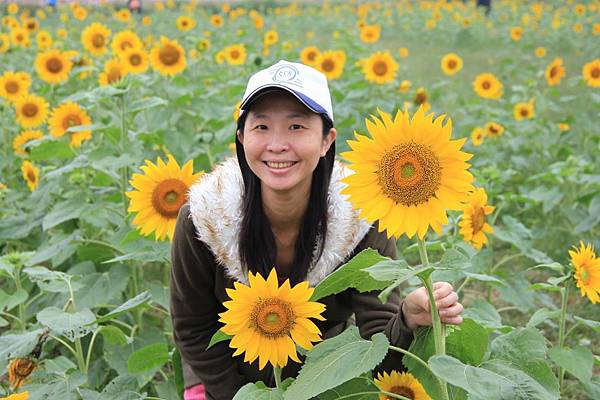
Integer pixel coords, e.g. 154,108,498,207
287,112,310,118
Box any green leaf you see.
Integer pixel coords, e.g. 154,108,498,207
462,299,503,330
129,96,168,113
29,140,75,161
207,329,232,349
37,307,97,341
100,374,142,400
574,316,600,332
99,325,131,346
526,308,560,328
127,342,169,373
437,248,471,270
233,381,285,400
284,327,389,400
0,288,28,312
172,348,185,399
42,198,90,230
319,376,379,399
23,266,77,293
549,346,593,385
481,359,560,399
490,327,547,364
0,329,44,370
95,291,152,324
311,249,392,301
77,265,129,309
25,232,79,267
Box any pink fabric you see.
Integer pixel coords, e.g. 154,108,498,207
184,384,206,400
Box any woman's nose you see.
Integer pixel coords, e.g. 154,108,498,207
266,130,289,152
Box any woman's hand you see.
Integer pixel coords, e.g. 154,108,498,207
401,282,464,331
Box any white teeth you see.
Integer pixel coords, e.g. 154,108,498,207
266,161,295,169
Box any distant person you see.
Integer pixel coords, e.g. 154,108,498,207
128,0,142,13
47,0,56,7
477,0,492,15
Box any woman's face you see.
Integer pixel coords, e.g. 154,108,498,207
238,90,336,196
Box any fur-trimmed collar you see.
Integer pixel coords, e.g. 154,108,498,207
187,158,372,286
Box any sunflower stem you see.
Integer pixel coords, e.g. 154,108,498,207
558,279,570,394
273,366,282,389
417,238,449,400
13,262,26,331
118,93,129,218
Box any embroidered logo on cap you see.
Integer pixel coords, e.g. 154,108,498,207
271,64,303,88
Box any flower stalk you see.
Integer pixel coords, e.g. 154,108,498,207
557,279,570,393
273,366,282,388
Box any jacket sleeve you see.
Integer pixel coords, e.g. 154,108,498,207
170,204,248,399
349,224,415,372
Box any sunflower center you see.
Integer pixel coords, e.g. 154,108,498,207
5,80,19,93
22,103,39,117
482,81,491,90
62,114,82,129
130,54,142,65
151,178,188,218
388,386,415,400
471,206,486,234
447,59,457,69
520,108,529,117
579,266,590,284
373,60,388,76
251,298,294,338
16,33,24,41
489,125,498,134
592,67,600,79
230,49,240,59
307,51,317,61
321,58,335,72
27,169,36,182
107,67,123,84
92,34,105,48
378,142,441,206
414,91,427,105
121,41,133,50
159,44,181,66
549,66,558,78
46,57,63,73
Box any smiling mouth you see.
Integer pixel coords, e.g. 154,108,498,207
264,161,297,169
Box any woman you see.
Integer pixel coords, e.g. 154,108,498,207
170,60,463,400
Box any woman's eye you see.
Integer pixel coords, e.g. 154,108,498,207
253,125,268,130
290,124,303,130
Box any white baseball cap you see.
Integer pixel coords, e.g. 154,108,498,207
239,60,334,123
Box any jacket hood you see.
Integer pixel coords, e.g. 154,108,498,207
187,158,371,286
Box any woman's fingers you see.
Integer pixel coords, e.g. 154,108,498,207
433,281,453,300
439,302,464,318
435,291,459,309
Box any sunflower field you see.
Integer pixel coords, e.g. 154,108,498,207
1,0,599,399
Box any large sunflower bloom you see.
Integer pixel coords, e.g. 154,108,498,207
10,27,30,47
21,160,39,192
582,59,600,88
224,44,247,66
300,46,320,67
341,107,474,239
81,22,111,56
0,71,31,102
126,155,203,241
15,94,49,128
545,58,565,86
150,36,186,76
374,371,431,400
35,49,73,84
13,130,43,155
569,242,600,304
315,50,345,80
48,102,93,147
119,48,149,74
218,268,326,370
362,51,398,84
473,73,503,100
111,30,143,57
459,188,494,249
441,53,463,76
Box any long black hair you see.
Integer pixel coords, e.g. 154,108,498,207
235,105,335,284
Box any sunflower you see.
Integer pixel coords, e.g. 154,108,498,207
569,242,600,304
36,30,52,49
545,57,565,86
315,50,345,80
15,94,49,128
224,44,247,66
126,155,203,241
264,30,278,46
413,87,430,111
73,6,87,21
398,47,409,58
150,36,186,76
119,48,149,74
114,9,131,23
233,101,241,121
341,107,474,239
111,30,143,56
0,71,31,102
13,130,43,155
35,49,72,84
582,59,600,88
374,371,432,400
510,26,523,41
513,100,535,121
176,16,196,31
558,123,570,132
572,23,583,34
210,14,224,27
48,102,92,147
300,46,320,66
23,18,39,33
362,51,398,84
484,122,504,137
0,392,29,400
534,47,546,58
473,73,503,100
0,33,10,53
459,188,494,249
399,80,411,93
218,268,326,370
196,38,210,52
441,53,463,76
81,22,111,56
10,27,30,47
360,24,381,43
471,127,485,146
21,160,39,192
72,54,92,80
7,3,19,14
99,58,127,86
8,358,36,389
